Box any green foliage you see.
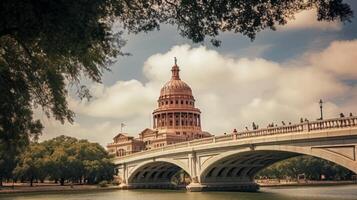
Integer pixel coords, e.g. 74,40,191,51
13,144,48,186
117,0,353,43
257,155,354,181
13,136,115,186
0,0,353,183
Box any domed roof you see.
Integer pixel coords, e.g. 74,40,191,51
160,79,192,96
159,60,193,97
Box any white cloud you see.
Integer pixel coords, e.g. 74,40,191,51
308,40,357,79
38,40,357,146
69,80,157,119
279,9,341,31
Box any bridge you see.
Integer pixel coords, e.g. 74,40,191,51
113,116,357,192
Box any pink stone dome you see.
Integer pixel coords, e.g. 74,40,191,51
159,64,193,97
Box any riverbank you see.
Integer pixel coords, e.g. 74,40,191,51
0,184,119,195
259,180,357,187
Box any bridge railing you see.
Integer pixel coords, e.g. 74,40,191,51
236,124,305,139
114,116,357,160
308,117,357,131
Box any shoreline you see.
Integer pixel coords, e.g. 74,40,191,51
0,184,120,195
259,180,357,188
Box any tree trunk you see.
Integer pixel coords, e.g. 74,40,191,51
30,178,33,187
0,177,3,187
60,178,65,186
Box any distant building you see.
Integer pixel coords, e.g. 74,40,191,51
107,60,211,157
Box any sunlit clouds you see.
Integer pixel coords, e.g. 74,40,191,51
38,40,357,146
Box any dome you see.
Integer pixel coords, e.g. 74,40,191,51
160,79,192,96
159,63,193,97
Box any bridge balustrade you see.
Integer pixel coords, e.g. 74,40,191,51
308,116,357,131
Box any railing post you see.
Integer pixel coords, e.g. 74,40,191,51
303,122,310,132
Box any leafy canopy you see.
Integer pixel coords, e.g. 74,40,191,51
14,135,115,186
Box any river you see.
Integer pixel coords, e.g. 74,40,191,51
1,185,357,200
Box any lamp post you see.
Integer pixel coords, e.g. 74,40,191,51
319,99,323,120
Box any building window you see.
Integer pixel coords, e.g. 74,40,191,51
176,120,179,126
175,100,178,104
186,101,188,104
169,120,173,126
181,100,184,104
170,100,173,104
176,132,180,135
166,101,168,105
183,132,187,135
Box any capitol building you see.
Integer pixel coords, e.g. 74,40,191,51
107,60,211,157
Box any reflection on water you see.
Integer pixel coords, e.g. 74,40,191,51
2,185,357,200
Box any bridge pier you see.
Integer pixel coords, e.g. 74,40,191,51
186,182,205,192
200,182,259,192
124,182,180,189
118,183,129,189
187,181,259,192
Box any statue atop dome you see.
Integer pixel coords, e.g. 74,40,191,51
171,57,180,80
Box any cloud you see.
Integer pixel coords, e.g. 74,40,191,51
38,40,357,146
70,80,156,119
308,40,357,79
279,9,341,31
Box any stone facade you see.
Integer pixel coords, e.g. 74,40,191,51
107,60,211,157
107,133,145,157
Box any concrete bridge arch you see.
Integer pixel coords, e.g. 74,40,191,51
121,158,192,189
198,144,357,191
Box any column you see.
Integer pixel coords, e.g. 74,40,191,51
119,163,129,189
153,115,156,128
171,112,174,127
186,152,205,192
165,113,168,127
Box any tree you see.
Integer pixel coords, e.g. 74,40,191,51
0,0,353,183
42,136,115,185
13,144,48,186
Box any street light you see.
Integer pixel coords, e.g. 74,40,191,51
319,99,323,120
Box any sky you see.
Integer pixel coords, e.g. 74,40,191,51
37,1,357,147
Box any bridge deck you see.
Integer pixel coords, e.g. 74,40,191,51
114,116,357,161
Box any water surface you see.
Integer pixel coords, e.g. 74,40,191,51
2,185,357,200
